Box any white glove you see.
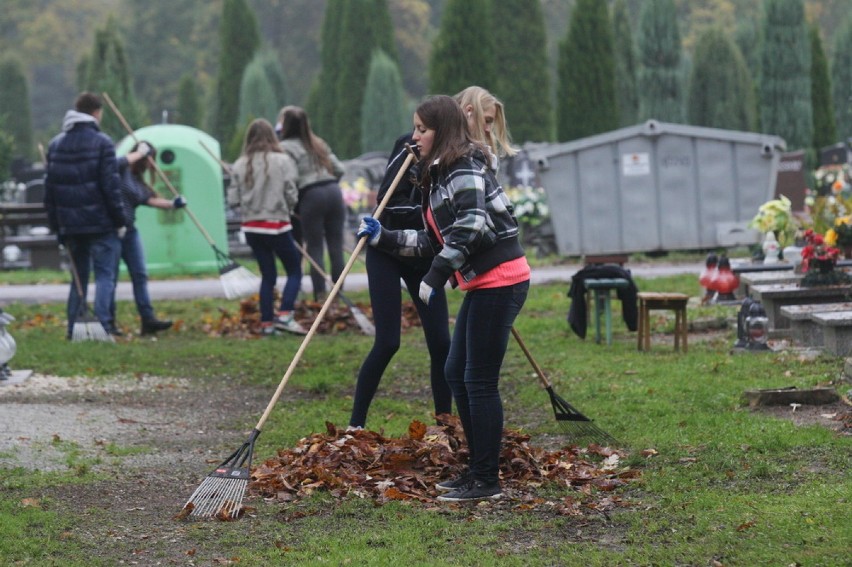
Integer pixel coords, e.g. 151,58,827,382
117,226,127,239
137,142,152,157
419,281,435,306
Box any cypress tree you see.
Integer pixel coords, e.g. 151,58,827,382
80,16,146,139
307,0,346,140
176,74,203,129
238,49,286,126
557,0,617,141
758,0,812,151
491,0,551,143
213,0,260,147
612,0,639,128
636,0,685,123
0,118,14,179
810,24,836,151
687,28,755,131
831,16,852,142
361,50,409,154
429,0,496,96
333,0,397,158
0,56,33,161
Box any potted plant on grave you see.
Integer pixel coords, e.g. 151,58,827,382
799,229,852,287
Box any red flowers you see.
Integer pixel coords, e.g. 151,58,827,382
801,229,840,272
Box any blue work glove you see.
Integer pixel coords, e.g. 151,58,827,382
357,216,382,246
419,281,435,306
172,196,187,209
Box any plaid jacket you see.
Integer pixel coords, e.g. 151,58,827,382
375,149,524,289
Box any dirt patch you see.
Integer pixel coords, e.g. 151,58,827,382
749,400,852,435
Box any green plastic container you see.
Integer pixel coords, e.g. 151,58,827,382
116,125,227,275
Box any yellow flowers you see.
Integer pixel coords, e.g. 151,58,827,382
749,196,797,247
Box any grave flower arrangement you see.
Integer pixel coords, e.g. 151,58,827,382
800,228,851,287
749,195,798,248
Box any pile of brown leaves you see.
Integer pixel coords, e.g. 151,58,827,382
251,415,639,515
202,297,423,338
201,296,374,338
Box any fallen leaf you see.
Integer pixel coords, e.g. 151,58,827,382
20,498,41,508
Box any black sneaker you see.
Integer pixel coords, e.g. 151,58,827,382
141,318,173,335
435,472,472,492
107,326,124,337
436,479,502,502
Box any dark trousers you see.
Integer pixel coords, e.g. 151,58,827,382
444,280,529,485
349,246,453,427
298,181,345,299
245,230,302,322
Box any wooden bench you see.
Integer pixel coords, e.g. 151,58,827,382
779,302,852,347
0,203,61,269
584,278,630,345
637,292,689,352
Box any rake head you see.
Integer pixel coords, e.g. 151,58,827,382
181,429,259,520
547,387,618,446
219,262,260,300
71,314,114,343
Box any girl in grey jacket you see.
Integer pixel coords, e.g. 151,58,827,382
228,119,305,336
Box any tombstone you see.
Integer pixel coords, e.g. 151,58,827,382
774,150,807,212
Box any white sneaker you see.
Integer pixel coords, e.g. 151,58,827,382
274,312,307,335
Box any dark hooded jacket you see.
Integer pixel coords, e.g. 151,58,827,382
567,264,638,339
44,110,128,238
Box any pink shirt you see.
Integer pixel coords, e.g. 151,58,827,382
425,207,530,291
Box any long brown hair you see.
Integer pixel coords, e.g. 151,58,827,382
241,119,282,189
414,95,486,187
276,105,334,174
130,140,157,188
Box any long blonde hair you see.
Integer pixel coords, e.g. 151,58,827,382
454,86,517,158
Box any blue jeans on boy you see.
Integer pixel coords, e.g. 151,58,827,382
444,280,529,485
245,231,303,322
112,228,155,322
66,232,121,336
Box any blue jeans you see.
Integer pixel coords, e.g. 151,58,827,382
245,230,302,322
444,280,529,485
66,232,121,335
113,228,155,321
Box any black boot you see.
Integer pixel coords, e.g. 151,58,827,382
141,318,173,335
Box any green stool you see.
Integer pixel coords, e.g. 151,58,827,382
585,278,630,345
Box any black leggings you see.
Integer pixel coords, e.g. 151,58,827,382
349,246,453,427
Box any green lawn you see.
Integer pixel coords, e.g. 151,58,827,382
0,274,849,565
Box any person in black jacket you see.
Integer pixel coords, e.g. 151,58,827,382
347,133,453,429
44,92,130,338
113,141,186,335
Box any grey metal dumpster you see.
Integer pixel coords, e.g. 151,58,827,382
525,120,786,257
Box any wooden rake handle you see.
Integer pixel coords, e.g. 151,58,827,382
101,92,218,248
254,148,417,432
511,326,554,390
